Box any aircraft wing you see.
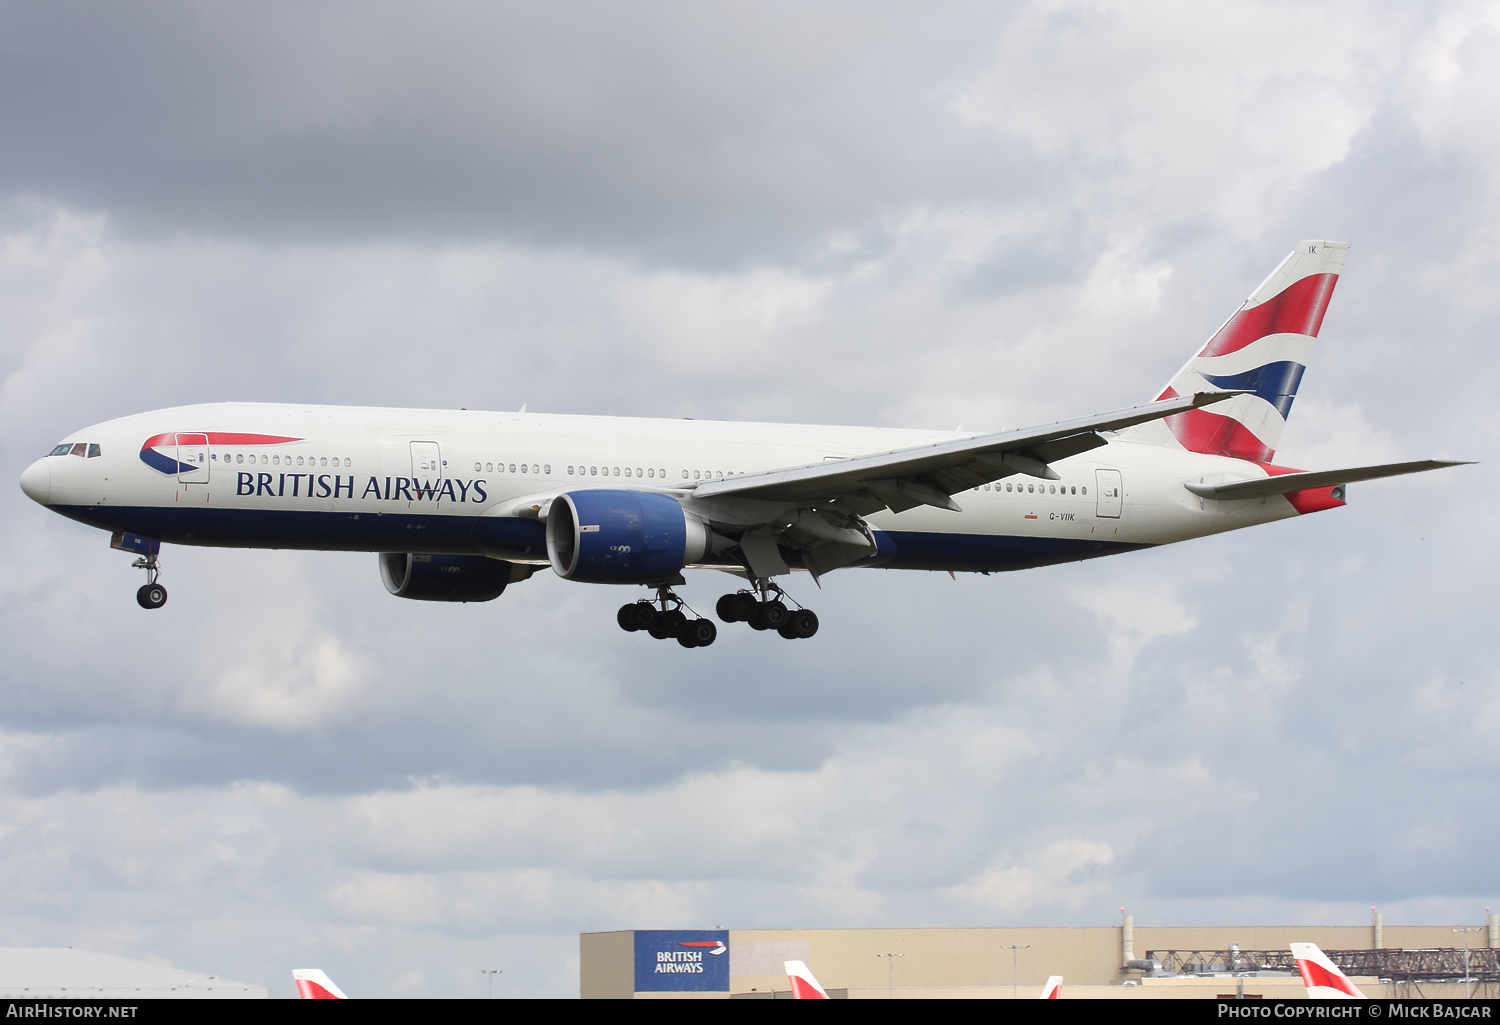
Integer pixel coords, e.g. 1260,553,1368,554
1184,459,1471,501
689,391,1241,514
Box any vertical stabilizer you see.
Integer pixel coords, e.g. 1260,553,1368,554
1039,974,1063,998
785,959,830,999
293,969,349,999
1121,240,1349,463
1290,943,1366,999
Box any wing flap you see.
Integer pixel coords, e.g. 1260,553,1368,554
1184,459,1472,500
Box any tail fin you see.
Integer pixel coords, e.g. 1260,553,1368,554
293,969,349,999
785,960,830,999
1121,240,1349,463
1290,943,1366,999
1039,975,1063,998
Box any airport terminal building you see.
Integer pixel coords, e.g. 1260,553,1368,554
581,917,1500,999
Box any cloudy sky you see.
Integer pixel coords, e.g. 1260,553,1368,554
2,0,1497,998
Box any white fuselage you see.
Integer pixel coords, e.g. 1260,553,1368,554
20,402,1314,579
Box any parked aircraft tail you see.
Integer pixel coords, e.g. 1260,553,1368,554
293,969,349,999
1039,974,1063,998
1121,240,1349,463
1290,943,1366,999
785,959,830,999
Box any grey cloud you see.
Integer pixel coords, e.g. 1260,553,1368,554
0,1,1032,264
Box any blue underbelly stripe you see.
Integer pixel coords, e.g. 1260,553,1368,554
52,506,1152,572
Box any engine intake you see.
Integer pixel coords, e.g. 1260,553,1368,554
379,553,517,602
546,490,709,583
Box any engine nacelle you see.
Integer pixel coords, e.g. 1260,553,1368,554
379,553,516,602
546,490,710,584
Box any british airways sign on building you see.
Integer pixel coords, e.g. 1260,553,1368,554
633,931,730,992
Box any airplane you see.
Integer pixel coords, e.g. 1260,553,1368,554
18,240,1468,646
1289,943,1365,999
1039,974,1063,998
785,959,830,999
292,968,349,999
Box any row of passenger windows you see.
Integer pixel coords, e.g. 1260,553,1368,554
217,453,350,467
49,443,101,458
475,462,740,481
984,482,1086,495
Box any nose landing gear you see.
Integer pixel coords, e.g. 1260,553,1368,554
133,554,167,610
617,585,717,648
716,581,818,639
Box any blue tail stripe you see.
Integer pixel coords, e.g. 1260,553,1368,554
1201,361,1306,419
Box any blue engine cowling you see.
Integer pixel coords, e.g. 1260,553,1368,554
379,552,518,602
546,490,710,584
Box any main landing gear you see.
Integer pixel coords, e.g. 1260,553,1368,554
133,553,167,610
715,581,818,640
618,586,718,648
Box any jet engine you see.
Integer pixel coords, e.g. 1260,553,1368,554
379,552,519,602
546,490,711,584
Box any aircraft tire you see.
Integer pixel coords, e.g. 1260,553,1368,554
617,604,640,631
788,609,819,639
658,609,687,638
628,601,659,631
683,618,717,647
715,594,742,622
756,599,788,631
137,583,167,610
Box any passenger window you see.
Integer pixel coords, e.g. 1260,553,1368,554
87,444,101,458
590,466,597,476
544,464,551,475
236,454,243,464
520,464,527,473
693,470,701,480
612,467,620,476
320,457,327,466
510,464,517,473
1049,485,1055,494
1081,486,1087,495
344,458,351,467
647,468,655,478
1028,483,1034,493
624,467,632,478
296,456,304,466
716,470,723,479
661,469,667,478
49,444,70,456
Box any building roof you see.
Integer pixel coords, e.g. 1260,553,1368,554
0,948,266,999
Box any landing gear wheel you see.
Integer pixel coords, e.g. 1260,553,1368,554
627,601,659,631
651,608,687,639
678,618,717,648
785,608,819,639
752,599,788,631
617,604,640,632
717,592,758,623
136,583,167,610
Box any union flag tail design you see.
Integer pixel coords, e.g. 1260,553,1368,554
1122,240,1349,463
785,959,830,999
293,969,349,999
1290,943,1365,999
1039,975,1063,998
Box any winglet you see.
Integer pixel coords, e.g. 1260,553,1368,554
293,969,349,999
785,960,830,999
1290,943,1365,999
1039,975,1063,998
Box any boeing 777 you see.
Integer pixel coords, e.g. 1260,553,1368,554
18,241,1466,646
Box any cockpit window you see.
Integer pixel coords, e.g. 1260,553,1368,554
87,444,101,458
49,444,71,456
69,443,87,457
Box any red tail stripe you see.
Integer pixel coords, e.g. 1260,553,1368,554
788,976,827,999
1162,407,1275,462
295,980,340,999
1199,273,1338,358
1298,959,1360,996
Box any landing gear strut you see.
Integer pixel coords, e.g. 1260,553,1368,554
617,585,717,648
133,553,167,610
716,580,818,639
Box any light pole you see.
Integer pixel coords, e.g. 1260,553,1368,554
1453,927,1482,999
875,953,903,999
481,969,502,999
1001,945,1030,999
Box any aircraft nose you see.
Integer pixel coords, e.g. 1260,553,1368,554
19,458,50,504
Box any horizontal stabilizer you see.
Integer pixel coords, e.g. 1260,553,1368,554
1185,459,1472,500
